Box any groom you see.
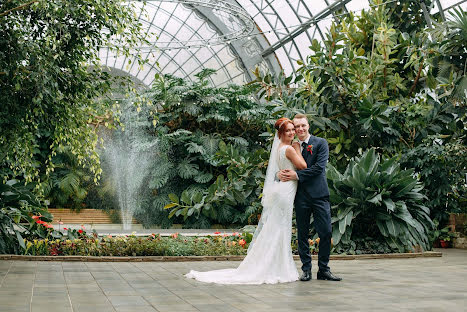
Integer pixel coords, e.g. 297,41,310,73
279,114,341,282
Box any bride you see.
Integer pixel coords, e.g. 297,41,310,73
185,117,307,284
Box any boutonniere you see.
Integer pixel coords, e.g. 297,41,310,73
306,144,313,155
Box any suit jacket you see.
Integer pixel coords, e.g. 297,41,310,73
296,135,330,199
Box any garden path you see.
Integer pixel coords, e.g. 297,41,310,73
0,249,466,312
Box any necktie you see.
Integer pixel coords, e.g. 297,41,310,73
301,142,307,157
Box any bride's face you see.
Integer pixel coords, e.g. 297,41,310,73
282,123,295,142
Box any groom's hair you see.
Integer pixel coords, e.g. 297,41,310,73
294,113,308,120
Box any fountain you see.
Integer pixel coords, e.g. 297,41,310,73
102,103,156,230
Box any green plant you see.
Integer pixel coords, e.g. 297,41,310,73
326,148,434,252
132,71,276,228
437,226,455,242
0,0,148,184
0,180,55,254
41,147,92,210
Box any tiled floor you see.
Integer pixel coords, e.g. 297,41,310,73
0,249,466,312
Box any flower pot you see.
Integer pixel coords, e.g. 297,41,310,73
439,240,450,248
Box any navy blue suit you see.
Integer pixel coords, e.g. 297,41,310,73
295,135,332,272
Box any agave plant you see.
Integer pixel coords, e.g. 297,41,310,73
327,148,434,252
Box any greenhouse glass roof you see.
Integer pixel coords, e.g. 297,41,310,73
99,0,467,87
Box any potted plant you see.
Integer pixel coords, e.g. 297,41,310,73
438,226,455,248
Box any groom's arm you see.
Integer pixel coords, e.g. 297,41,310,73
296,139,328,182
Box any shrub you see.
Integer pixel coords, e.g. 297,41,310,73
327,149,434,252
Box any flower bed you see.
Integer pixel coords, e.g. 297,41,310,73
24,231,250,257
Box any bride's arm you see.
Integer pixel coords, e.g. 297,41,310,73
285,146,307,170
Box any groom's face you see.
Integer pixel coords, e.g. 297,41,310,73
293,118,309,141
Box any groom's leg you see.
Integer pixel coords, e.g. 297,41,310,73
312,197,332,272
295,200,313,272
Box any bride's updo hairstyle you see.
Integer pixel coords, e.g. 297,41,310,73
274,117,293,139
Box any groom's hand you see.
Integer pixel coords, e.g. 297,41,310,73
279,169,298,182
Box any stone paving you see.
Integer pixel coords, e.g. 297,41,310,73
0,249,466,312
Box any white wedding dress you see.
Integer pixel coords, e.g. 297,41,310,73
185,138,299,284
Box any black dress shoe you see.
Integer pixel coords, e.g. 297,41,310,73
299,270,311,281
317,270,342,281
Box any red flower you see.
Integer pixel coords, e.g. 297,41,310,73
214,231,221,235
306,144,313,155
36,220,46,225
63,227,68,230
32,215,41,220
78,229,83,234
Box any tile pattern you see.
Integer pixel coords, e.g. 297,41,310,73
0,249,466,312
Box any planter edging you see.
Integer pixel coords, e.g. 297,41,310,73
0,252,442,262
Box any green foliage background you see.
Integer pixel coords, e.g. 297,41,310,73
1,0,465,254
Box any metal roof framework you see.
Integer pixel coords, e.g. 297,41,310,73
98,0,467,87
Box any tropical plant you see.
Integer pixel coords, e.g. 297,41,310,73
326,149,434,252
0,180,54,254
250,3,466,223
164,141,269,225
41,147,92,210
131,72,276,228
0,0,148,184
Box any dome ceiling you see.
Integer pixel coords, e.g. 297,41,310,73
99,0,467,87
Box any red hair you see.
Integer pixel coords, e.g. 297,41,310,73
274,117,293,139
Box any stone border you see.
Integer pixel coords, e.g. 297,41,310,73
0,252,442,262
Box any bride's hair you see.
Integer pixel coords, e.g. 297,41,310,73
274,117,293,139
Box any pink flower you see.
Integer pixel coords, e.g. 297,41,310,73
239,239,246,247
58,221,64,225
171,233,179,239
32,215,41,220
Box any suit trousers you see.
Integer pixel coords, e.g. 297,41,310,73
295,193,331,272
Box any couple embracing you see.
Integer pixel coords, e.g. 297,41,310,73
186,114,341,284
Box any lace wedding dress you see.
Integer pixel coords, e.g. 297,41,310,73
185,136,299,284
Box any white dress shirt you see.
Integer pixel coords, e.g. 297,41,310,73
298,134,311,153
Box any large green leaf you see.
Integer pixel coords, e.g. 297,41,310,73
338,211,353,234
385,219,400,237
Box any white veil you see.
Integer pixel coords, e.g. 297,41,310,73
248,132,281,252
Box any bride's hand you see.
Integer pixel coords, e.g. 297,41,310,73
292,141,300,150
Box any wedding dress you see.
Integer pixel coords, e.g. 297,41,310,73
185,134,299,284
